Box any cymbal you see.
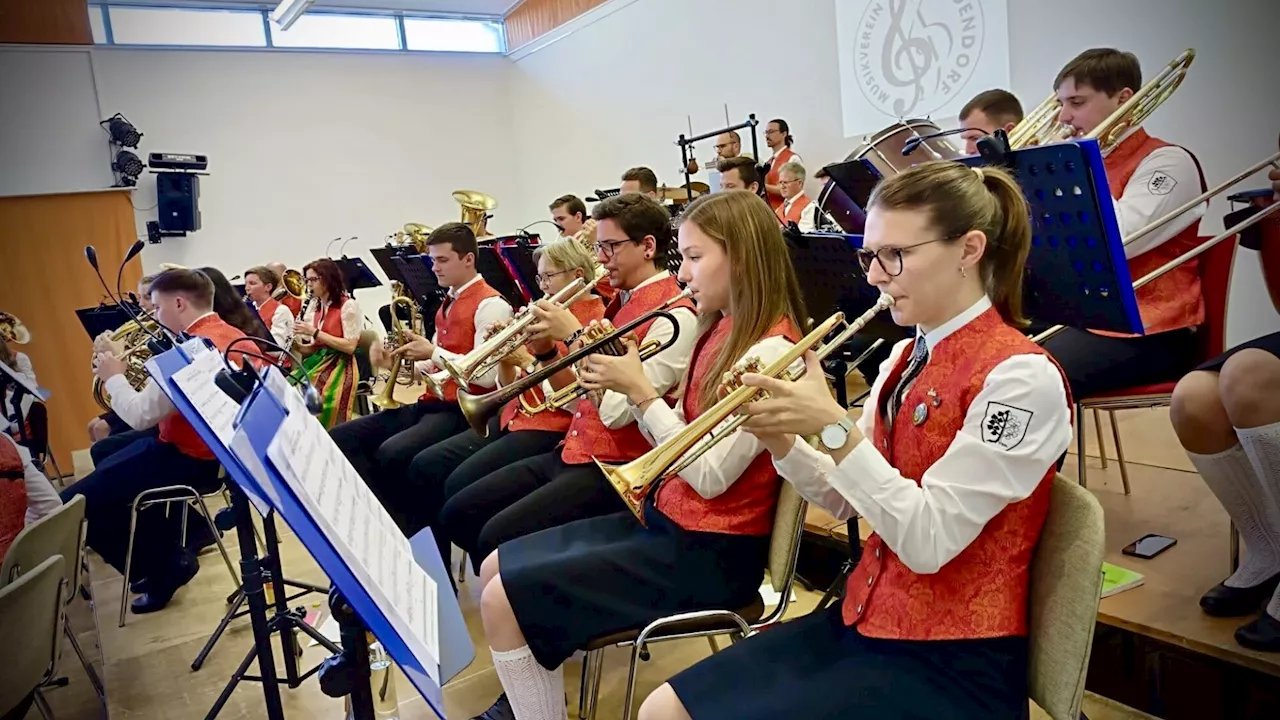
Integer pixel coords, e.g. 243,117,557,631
657,183,711,202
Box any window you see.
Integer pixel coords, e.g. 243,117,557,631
270,13,399,50
107,6,267,47
88,5,107,44
404,18,504,53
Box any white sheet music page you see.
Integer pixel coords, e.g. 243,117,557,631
170,349,241,447
266,408,440,681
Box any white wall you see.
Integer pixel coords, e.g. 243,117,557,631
510,0,1280,345
89,48,518,314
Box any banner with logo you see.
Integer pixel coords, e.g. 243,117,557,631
835,0,1011,138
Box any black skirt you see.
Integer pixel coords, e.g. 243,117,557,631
669,603,1030,720
1196,330,1280,372
499,502,769,670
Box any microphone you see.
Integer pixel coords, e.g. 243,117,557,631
517,220,561,238
84,243,173,355
326,237,343,257
214,337,322,415
338,236,358,258
901,127,973,156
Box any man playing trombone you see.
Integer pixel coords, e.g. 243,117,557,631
331,223,512,533
1041,47,1209,398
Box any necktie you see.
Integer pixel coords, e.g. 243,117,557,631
887,338,929,429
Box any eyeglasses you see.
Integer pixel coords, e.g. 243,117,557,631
855,236,955,277
593,238,637,259
535,269,571,285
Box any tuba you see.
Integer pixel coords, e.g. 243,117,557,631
0,312,30,345
92,318,161,412
454,190,498,238
274,269,305,302
597,294,895,523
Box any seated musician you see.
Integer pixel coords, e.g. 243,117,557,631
717,156,761,194
62,268,250,614
0,333,37,442
335,223,512,521
0,429,62,562
468,189,808,720
1169,173,1280,653
959,88,1025,155
291,258,361,428
551,193,614,303
620,167,663,203
1041,47,1208,397
88,274,157,443
763,118,802,210
775,161,815,233
436,193,697,575
396,239,606,573
243,265,294,347
639,162,1072,720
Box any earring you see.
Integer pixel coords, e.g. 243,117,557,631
960,266,968,278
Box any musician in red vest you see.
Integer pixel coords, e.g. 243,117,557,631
1040,48,1209,398
466,189,809,720
763,118,802,210
640,162,1073,719
774,160,815,233
550,193,615,303
63,268,250,614
391,238,606,576
436,193,698,578
333,223,512,530
717,156,761,194
243,265,294,347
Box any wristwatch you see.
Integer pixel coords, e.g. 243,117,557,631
819,417,856,451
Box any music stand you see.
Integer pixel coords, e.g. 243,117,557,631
492,235,544,304
476,242,530,308
370,247,412,289
335,256,382,294
393,256,445,336
75,304,135,339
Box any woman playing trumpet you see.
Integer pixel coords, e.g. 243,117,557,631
466,189,808,720
639,162,1073,720
395,239,605,578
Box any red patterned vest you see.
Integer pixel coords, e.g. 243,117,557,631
1100,129,1206,335
559,274,695,465
424,278,504,403
308,297,348,340
0,437,25,560
654,316,799,535
774,194,812,227
256,297,282,326
159,314,248,460
842,307,1070,639
765,147,798,210
280,294,302,317
501,296,607,433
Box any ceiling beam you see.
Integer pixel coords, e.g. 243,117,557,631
503,0,607,53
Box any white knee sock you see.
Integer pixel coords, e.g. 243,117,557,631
491,645,567,720
1188,442,1280,588
1238,422,1280,618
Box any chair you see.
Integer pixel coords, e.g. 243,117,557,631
0,555,66,720
118,470,240,627
355,328,380,416
0,495,106,705
1075,235,1238,492
1028,475,1106,720
576,484,809,720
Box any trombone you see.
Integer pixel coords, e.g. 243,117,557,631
596,294,895,524
457,289,694,438
439,278,591,388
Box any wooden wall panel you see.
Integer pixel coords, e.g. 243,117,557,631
0,189,141,472
504,0,608,52
0,0,93,45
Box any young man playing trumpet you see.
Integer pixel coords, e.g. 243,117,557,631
331,223,512,533
1041,47,1208,398
436,193,698,576
468,189,809,720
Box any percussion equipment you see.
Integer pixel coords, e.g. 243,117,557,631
456,289,693,438
597,294,895,523
0,312,30,345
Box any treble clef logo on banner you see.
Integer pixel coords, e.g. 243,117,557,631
852,0,986,120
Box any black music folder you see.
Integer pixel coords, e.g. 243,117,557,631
75,304,136,339
335,256,382,292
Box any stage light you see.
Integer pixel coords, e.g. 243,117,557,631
101,113,142,148
111,150,145,187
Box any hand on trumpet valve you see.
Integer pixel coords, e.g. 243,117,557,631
738,351,848,438
528,300,583,346
719,358,763,399
369,339,394,370
577,332,652,403
93,351,127,382
482,319,509,341
504,346,536,370
390,331,436,362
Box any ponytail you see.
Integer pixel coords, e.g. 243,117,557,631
973,167,1032,327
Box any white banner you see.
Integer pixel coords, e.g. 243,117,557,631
835,0,1011,139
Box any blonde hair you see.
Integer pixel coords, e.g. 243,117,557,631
678,190,810,411
533,237,599,286
868,161,1032,327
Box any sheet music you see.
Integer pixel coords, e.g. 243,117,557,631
170,349,241,446
228,430,282,515
267,408,440,679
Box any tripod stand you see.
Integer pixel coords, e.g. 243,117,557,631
318,589,382,720
204,483,341,720
816,518,863,612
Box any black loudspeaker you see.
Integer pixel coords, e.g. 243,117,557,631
156,172,201,232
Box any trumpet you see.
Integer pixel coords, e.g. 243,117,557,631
439,277,591,388
596,294,895,524
371,296,421,410
457,289,693,438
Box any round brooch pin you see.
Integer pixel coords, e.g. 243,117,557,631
912,402,928,426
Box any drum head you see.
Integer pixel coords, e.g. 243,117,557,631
847,119,964,177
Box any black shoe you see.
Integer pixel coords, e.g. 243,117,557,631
470,693,515,720
129,577,150,595
1235,611,1280,652
130,557,200,615
1200,572,1280,617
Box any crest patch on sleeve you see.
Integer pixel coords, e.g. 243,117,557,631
982,402,1033,450
1147,172,1177,196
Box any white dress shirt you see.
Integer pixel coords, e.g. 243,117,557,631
772,296,1072,575
630,334,802,498
268,303,293,347
2,433,61,525
781,193,816,234
103,311,221,431
1107,128,1206,258
598,271,698,429
2,352,37,423
413,274,513,390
